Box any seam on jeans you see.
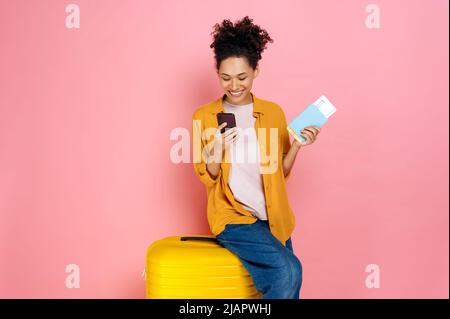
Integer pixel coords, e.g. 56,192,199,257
286,253,292,296
280,247,294,297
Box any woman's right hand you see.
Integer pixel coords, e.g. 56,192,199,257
211,122,239,160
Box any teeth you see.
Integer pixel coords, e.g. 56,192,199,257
230,90,243,96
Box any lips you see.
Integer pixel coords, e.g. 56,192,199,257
229,90,244,97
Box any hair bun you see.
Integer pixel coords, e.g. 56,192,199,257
210,16,273,71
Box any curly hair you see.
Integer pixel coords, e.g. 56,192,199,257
209,16,273,71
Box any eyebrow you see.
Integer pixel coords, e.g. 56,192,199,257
220,72,247,76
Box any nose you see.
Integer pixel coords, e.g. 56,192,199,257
231,79,240,91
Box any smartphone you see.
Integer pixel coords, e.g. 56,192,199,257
217,113,236,134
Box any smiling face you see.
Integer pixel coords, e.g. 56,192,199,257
217,56,259,105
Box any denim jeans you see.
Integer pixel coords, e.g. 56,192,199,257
216,219,302,299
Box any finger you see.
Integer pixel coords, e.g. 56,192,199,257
223,130,239,143
223,127,238,138
306,125,320,131
230,133,240,143
224,136,238,148
225,136,239,146
301,129,314,140
214,130,222,141
226,132,239,144
300,132,312,145
311,126,321,135
222,129,236,140
300,135,308,145
308,130,318,142
304,127,319,136
215,123,227,136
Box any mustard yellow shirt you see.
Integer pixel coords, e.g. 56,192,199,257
192,92,295,246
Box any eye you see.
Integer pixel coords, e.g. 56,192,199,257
222,77,247,81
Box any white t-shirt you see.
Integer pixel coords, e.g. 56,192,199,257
223,100,268,221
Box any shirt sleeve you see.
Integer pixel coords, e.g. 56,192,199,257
192,111,222,187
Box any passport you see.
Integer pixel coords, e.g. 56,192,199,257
287,95,337,144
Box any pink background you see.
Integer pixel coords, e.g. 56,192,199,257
0,0,448,298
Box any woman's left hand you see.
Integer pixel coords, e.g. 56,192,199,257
293,126,321,148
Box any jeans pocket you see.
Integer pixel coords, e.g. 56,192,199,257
285,237,294,253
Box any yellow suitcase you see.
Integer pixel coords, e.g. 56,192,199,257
145,235,262,299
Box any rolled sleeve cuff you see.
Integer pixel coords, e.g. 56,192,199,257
196,163,222,187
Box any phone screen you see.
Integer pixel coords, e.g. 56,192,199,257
217,113,236,134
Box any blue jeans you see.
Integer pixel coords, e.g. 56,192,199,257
216,219,302,299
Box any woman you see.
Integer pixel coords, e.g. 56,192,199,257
192,16,321,299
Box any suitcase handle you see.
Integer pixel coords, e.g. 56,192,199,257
180,236,218,242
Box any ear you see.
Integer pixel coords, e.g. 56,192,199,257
254,65,260,78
